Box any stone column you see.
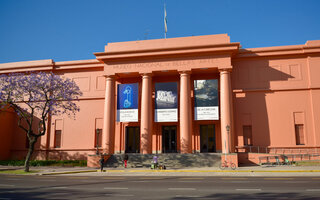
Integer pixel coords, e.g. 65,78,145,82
220,69,232,154
140,73,152,154
179,71,192,153
102,75,116,154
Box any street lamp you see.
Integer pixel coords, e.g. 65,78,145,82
96,129,100,155
226,125,230,153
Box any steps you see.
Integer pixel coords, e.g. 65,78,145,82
105,153,222,169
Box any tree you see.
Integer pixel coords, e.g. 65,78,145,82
0,72,82,172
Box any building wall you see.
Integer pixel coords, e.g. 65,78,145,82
0,34,319,162
232,54,320,149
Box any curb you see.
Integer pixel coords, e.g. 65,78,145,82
105,169,320,173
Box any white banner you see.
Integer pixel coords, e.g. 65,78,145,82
117,109,138,122
155,109,178,122
194,106,219,120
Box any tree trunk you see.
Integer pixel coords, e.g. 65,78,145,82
24,138,36,172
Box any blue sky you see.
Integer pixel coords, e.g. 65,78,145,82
0,0,319,63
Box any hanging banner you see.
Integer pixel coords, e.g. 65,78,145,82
155,82,178,122
117,83,139,122
194,79,219,120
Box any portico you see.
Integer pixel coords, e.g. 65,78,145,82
95,34,239,155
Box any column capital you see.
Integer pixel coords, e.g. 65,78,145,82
104,75,117,80
179,70,192,76
218,65,233,72
140,73,153,78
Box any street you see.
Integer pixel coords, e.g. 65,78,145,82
1,175,320,199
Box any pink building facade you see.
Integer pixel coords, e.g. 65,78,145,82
1,34,320,165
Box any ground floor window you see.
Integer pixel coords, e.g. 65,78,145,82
200,124,216,153
125,126,140,153
162,126,177,153
295,124,305,145
54,130,62,148
243,125,253,146
95,128,102,148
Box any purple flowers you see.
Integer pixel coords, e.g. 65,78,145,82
0,72,82,133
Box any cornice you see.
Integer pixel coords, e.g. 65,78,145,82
235,41,320,59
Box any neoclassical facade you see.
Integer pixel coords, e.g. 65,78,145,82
1,34,320,164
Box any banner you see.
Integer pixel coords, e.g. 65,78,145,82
117,83,139,122
194,79,219,120
155,82,178,122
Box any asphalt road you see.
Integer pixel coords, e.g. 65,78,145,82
1,175,320,200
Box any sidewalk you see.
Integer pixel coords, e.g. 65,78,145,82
2,165,320,177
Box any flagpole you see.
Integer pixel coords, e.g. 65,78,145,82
164,3,167,39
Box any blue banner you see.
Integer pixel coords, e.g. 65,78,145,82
117,83,139,122
117,83,138,110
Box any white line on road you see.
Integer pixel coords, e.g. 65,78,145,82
175,195,201,198
168,188,196,191
0,184,15,187
104,187,128,190
306,189,320,192
236,188,262,191
49,187,68,189
178,181,201,183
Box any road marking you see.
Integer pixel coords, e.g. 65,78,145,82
179,177,204,180
0,184,15,187
236,188,262,191
112,194,134,197
132,181,151,183
103,177,125,180
221,178,248,180
175,195,201,198
49,187,68,189
35,177,56,179
140,177,164,180
168,188,196,191
104,187,128,190
68,177,88,179
306,189,320,192
264,178,294,180
178,181,201,183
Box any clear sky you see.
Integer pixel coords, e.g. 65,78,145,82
0,0,319,63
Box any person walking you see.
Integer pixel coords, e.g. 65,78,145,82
124,154,129,168
99,156,104,172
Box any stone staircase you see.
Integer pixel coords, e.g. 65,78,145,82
105,153,222,169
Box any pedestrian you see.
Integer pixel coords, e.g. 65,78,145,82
99,156,104,172
153,155,158,169
124,154,129,168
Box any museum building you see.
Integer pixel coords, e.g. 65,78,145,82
1,34,320,165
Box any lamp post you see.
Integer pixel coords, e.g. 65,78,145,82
96,129,100,155
226,125,230,153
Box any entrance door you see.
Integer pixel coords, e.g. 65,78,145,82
125,126,140,153
200,125,216,153
162,126,177,153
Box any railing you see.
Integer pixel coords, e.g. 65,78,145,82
236,146,320,154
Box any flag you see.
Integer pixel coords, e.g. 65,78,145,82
164,4,167,34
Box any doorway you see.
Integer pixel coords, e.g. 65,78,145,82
200,125,216,153
162,126,177,153
125,126,140,153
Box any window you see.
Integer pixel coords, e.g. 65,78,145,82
95,129,102,148
295,124,305,145
54,130,62,148
243,125,253,146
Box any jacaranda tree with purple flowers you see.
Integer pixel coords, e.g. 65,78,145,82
0,72,82,172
